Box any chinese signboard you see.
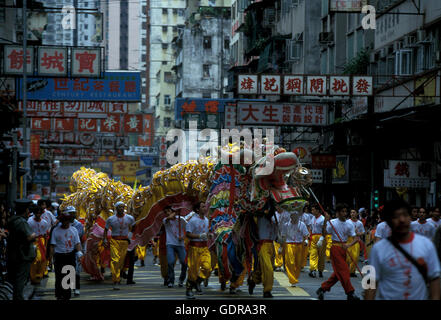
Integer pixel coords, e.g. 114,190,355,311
332,155,349,184
385,160,434,188
138,114,154,146
329,0,368,12
30,134,40,160
238,74,373,96
4,46,34,75
17,72,141,101
293,144,314,164
312,154,337,169
237,102,328,126
37,47,68,76
19,101,130,116
112,161,139,176
311,169,324,184
71,48,101,77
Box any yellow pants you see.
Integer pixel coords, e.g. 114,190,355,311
274,242,283,268
30,237,46,283
252,242,275,293
187,245,211,282
230,262,247,289
346,237,360,274
110,238,129,283
284,243,304,285
302,241,309,268
309,234,326,272
136,245,147,261
325,234,332,261
153,241,159,257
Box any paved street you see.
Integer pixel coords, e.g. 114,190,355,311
33,250,364,300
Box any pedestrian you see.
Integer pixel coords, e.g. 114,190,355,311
6,199,37,300
410,207,436,240
273,205,287,272
51,202,60,218
280,212,309,287
301,205,313,269
27,204,50,285
162,206,187,288
103,201,135,290
427,207,441,229
37,199,56,227
308,204,326,278
346,209,366,277
185,202,211,299
374,209,392,242
70,207,84,296
316,203,360,300
365,199,440,300
248,208,279,298
48,208,82,300
135,245,146,267
410,206,419,221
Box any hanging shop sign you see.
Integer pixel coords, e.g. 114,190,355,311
237,102,327,126
238,74,373,96
332,155,350,184
384,160,434,188
329,0,368,13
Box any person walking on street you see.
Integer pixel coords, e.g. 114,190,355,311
428,207,441,229
316,203,360,300
6,199,37,300
411,207,436,240
48,208,82,300
346,209,366,277
103,201,135,290
365,199,440,300
163,206,187,288
308,204,326,278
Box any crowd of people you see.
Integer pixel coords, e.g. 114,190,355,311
0,195,440,300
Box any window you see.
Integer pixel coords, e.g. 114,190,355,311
173,26,178,33
85,24,88,30
395,50,412,75
164,117,171,127
162,8,168,15
224,38,230,50
84,35,88,41
164,95,171,105
162,43,168,50
162,61,167,65
203,64,210,78
162,26,168,33
347,34,355,61
156,71,160,82
164,72,173,83
288,40,302,61
173,8,177,15
203,36,212,49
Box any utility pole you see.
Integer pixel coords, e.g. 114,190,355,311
22,0,28,198
9,132,18,207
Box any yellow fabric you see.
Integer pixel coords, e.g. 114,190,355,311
153,241,159,257
309,234,326,272
136,245,147,261
230,263,247,289
284,243,304,285
110,238,129,283
274,242,283,268
252,242,275,293
301,241,309,267
187,245,211,282
30,237,46,283
346,236,360,273
325,234,332,261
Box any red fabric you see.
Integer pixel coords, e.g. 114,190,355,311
359,239,368,260
189,241,208,247
321,245,355,294
221,243,231,280
36,236,46,259
228,164,236,216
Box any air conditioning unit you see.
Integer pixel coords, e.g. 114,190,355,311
319,32,334,44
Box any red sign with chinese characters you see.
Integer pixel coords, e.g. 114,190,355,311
78,118,98,132
138,114,154,146
31,118,51,130
54,118,74,131
238,75,258,94
37,47,68,76
330,76,350,95
124,114,143,133
71,48,101,77
307,76,327,96
30,134,40,160
311,155,337,169
3,46,34,75
237,102,327,126
261,75,281,95
100,114,120,133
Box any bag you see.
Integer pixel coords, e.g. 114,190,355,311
387,236,428,283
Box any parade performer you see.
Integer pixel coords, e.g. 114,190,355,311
135,245,147,267
70,207,85,296
48,209,82,300
308,204,326,278
273,206,286,271
152,236,160,265
346,209,365,277
428,207,441,229
103,201,135,290
163,206,187,288
301,205,312,269
411,207,436,239
185,202,211,299
249,212,279,298
316,203,360,300
280,212,309,286
28,204,50,285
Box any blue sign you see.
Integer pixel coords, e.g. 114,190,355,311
33,171,50,185
140,156,154,166
17,71,141,101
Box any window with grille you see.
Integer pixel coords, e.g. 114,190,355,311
203,64,210,78
164,95,171,105
203,36,212,49
395,50,412,76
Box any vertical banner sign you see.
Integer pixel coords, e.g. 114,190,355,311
4,46,34,75
71,47,101,77
101,114,120,133
124,114,143,133
30,134,40,160
37,47,68,76
159,136,167,170
138,114,154,146
238,74,258,94
332,155,350,184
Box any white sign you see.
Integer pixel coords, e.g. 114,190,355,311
352,76,373,96
237,102,327,126
330,0,368,12
306,76,327,96
71,48,101,77
384,160,434,188
311,169,323,184
238,74,258,94
4,46,34,75
261,75,281,95
37,47,68,76
329,76,350,96
283,75,304,95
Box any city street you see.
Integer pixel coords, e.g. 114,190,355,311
33,250,364,300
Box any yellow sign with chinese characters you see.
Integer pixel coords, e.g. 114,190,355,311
113,161,139,176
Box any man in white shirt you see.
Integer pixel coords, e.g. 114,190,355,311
28,204,50,284
163,206,188,288
365,199,441,300
375,219,392,242
427,207,441,229
308,204,326,278
316,203,360,300
346,209,366,277
185,202,211,299
48,209,82,300
103,201,136,290
301,206,313,269
37,199,56,227
279,212,309,286
274,205,288,272
249,212,279,298
410,207,436,240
